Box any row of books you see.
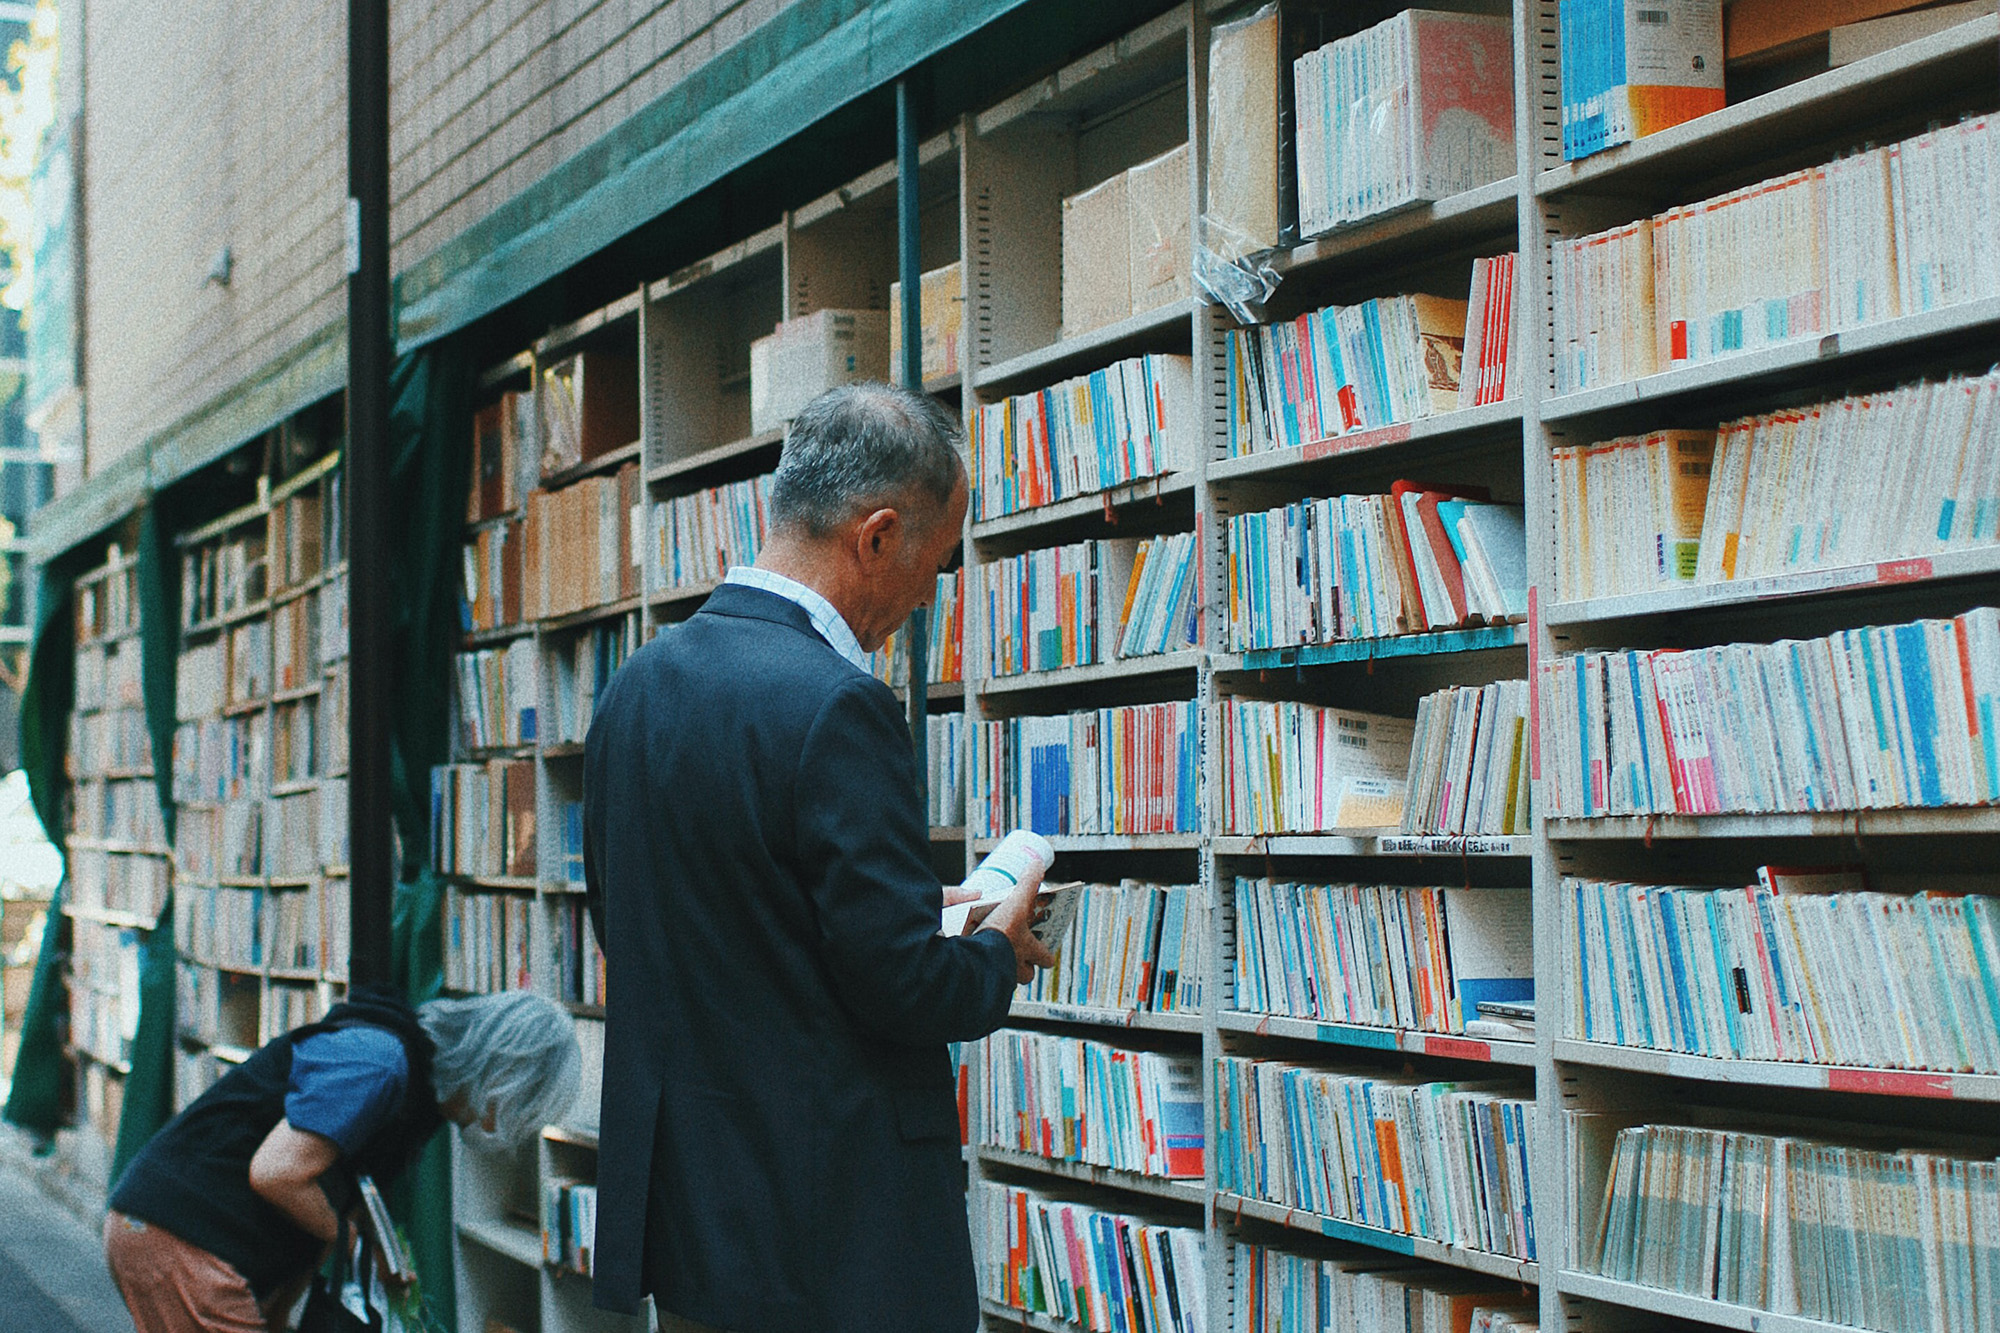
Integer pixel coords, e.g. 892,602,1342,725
1233,880,1532,1036
970,701,1201,837
540,1178,599,1277
1554,115,2000,393
1218,699,1413,835
1215,1057,1538,1260
430,761,537,880
175,792,337,882
1226,290,1476,459
649,473,769,592
1235,1243,1537,1333
225,621,271,707
182,529,267,628
271,591,321,693
269,487,327,594
74,640,142,713
927,712,965,828
461,517,523,632
1554,369,2000,601
70,775,167,846
1588,1120,2000,1332
973,1183,1206,1333
455,641,539,750
174,882,327,974
1293,10,1512,237
981,534,1200,676
264,792,321,880
1563,870,2000,1074
177,642,224,719
262,983,324,1045
551,897,605,1007
520,463,642,619
1558,0,1722,162
548,614,641,745
467,389,537,524
978,1029,1205,1178
1019,881,1204,1015
65,847,169,923
1537,607,2000,817
70,919,141,1067
174,715,265,805
1226,488,1526,647
75,555,137,644
273,699,317,785
443,886,533,994
71,707,154,776
970,354,1196,520
1402,681,1532,837
868,571,966,687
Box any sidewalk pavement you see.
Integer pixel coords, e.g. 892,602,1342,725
0,1140,133,1332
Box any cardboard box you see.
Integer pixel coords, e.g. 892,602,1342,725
1828,0,1993,63
1127,145,1191,316
1061,173,1132,340
749,309,890,433
888,261,964,382
1726,0,1928,61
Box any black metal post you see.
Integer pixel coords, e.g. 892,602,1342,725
347,0,393,988
897,79,931,790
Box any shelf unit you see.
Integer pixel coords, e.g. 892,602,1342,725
169,433,350,1112
438,4,2000,1332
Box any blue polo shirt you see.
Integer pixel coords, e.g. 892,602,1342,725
284,1026,409,1156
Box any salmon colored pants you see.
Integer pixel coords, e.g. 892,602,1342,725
103,1212,297,1333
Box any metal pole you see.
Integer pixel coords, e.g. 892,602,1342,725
347,0,393,988
897,79,931,794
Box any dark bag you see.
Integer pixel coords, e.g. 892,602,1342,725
295,1214,381,1332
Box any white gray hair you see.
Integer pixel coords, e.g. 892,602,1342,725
418,991,581,1146
767,381,966,538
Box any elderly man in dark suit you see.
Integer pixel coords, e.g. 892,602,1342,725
584,382,1055,1333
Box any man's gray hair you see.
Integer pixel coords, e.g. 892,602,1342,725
767,382,966,538
419,991,581,1146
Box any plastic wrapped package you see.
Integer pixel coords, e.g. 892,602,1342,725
1197,2,1282,322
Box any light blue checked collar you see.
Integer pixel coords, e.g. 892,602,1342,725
724,565,869,673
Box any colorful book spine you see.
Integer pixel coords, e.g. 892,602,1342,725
1220,698,1415,835
970,701,1201,837
1019,880,1204,1014
1402,681,1533,837
649,473,772,592
442,884,533,994
979,1029,1205,1178
454,640,540,750
972,1182,1207,1333
1236,1242,1537,1333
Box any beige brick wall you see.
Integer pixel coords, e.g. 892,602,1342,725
80,0,802,480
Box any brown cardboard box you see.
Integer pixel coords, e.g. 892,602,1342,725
1127,145,1191,316
749,309,891,433
1726,0,1932,61
1828,0,1993,63
1061,173,1132,340
888,261,965,382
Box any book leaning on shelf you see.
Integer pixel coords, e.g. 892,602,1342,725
1019,880,1203,1015
1564,867,2000,1073
972,1182,1206,1333
1553,114,2000,394
649,472,771,592
1553,368,2000,601
1234,879,1531,1036
1584,1118,2000,1332
1292,10,1513,236
1219,699,1414,834
970,700,1201,838
430,760,536,879
1537,606,2000,817
1402,681,1531,838
971,354,1195,521
1226,486,1526,647
978,1029,1204,1178
1237,1244,1537,1333
521,461,641,618
982,534,1199,676
1215,1057,1537,1260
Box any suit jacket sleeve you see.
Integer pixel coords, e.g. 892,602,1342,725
795,675,1018,1045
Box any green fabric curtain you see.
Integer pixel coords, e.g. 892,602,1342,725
4,559,76,1137
109,501,186,1185
380,343,475,1331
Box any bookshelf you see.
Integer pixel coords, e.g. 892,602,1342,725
438,3,2000,1332
170,433,350,1113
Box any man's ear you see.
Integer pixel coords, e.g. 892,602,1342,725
857,507,900,560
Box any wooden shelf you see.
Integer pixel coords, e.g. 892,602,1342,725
463,622,535,648
1557,1270,1857,1333
539,439,644,493
1273,176,1520,281
457,1217,545,1270
540,594,644,633
1547,807,2000,841
970,833,1199,853
1211,833,1528,859
645,426,784,487
1217,622,1525,672
970,471,1196,543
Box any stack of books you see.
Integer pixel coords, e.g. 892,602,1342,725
1219,699,1414,834
970,354,1194,520
971,701,1201,837
972,1182,1206,1333
1018,880,1203,1014
1234,879,1532,1034
1216,1057,1537,1259
1401,681,1533,837
1537,608,2000,817
1226,487,1526,646
1564,869,2000,1070
1293,10,1513,235
978,1030,1204,1178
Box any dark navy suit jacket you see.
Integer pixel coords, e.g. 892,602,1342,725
584,582,1017,1331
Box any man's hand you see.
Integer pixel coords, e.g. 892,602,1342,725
976,865,1058,982
942,882,983,908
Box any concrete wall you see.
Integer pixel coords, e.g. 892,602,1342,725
77,0,800,480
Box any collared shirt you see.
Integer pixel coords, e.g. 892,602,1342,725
724,565,870,674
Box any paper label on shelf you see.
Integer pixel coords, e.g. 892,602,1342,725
1378,834,1521,857
1826,1067,1954,1099
1303,421,1411,463
1421,1035,1494,1062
